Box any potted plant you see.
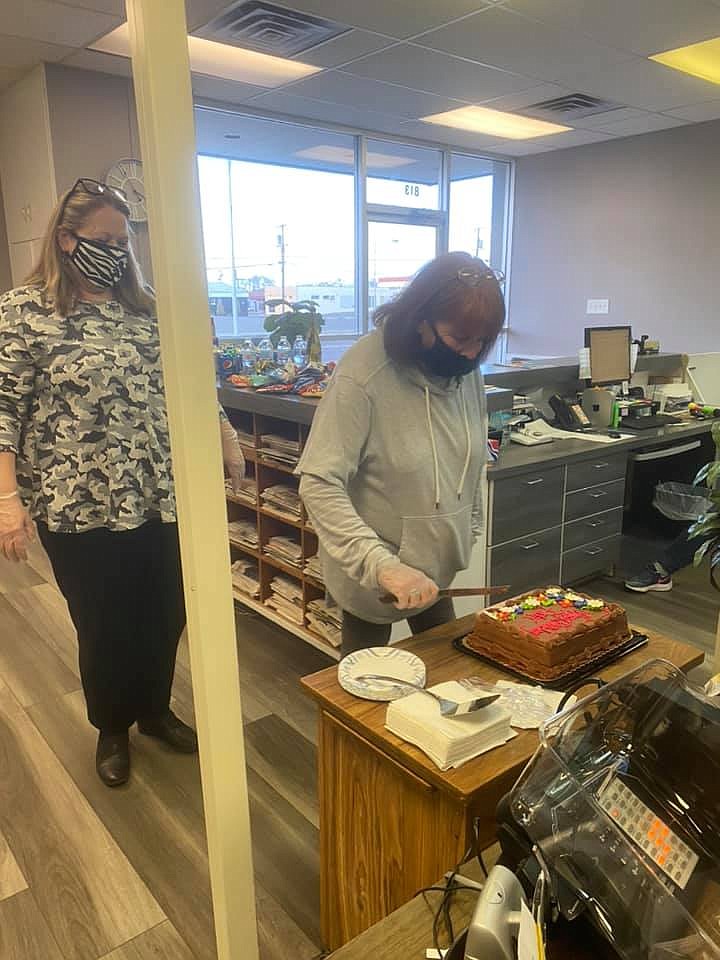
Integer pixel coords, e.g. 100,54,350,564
691,421,720,590
264,299,324,362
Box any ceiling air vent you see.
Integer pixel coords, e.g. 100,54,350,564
194,1,350,58
521,93,624,120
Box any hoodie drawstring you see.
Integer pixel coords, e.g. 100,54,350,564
457,390,472,500
425,386,441,509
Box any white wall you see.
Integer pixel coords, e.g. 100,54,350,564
508,119,720,358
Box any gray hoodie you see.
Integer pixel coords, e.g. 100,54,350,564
297,329,488,624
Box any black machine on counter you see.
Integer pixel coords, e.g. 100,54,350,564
451,661,720,960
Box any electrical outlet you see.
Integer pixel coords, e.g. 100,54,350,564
586,298,609,314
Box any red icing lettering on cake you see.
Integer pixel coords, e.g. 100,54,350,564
522,607,592,634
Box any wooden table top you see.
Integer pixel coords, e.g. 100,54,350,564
301,615,704,803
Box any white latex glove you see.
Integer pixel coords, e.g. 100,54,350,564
220,417,245,493
377,561,439,611
0,493,35,563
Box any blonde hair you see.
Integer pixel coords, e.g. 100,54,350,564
26,185,155,318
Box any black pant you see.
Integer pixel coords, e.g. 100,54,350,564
341,598,456,656
39,520,186,734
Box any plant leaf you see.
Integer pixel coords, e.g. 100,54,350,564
693,538,715,566
694,463,710,486
710,545,720,593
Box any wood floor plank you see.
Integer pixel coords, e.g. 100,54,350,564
247,765,321,946
0,682,165,960
0,828,27,901
0,594,81,707
244,714,319,829
0,889,64,959
98,921,195,959
255,882,320,960
25,539,57,586
0,554,44,593
4,583,80,680
29,689,218,960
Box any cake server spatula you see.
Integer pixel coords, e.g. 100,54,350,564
379,584,510,605
353,674,501,717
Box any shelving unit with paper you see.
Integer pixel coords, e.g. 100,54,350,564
221,393,341,659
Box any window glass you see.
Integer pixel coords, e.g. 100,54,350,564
366,140,441,210
449,153,510,274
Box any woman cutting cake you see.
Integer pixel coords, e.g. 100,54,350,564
298,252,505,654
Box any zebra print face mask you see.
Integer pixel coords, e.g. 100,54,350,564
69,233,129,289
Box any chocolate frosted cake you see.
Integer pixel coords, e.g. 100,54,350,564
465,586,630,681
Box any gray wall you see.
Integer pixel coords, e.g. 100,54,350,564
0,178,11,294
508,119,720,358
44,63,151,280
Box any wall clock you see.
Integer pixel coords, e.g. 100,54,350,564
106,158,146,223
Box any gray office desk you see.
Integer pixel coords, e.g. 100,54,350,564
486,419,715,593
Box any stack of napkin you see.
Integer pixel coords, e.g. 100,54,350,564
385,681,515,771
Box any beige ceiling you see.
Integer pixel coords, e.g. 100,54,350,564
3,0,720,155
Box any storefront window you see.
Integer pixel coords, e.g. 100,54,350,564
366,139,441,210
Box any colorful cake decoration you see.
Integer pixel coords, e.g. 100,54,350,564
484,588,605,622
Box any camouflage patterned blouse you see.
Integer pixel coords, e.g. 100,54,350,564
0,285,176,533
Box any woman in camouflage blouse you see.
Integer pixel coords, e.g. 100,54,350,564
0,179,244,786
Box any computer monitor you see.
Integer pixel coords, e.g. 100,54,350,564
585,325,632,385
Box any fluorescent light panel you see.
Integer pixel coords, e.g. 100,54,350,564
649,36,720,85
91,23,321,87
294,145,415,168
421,105,572,139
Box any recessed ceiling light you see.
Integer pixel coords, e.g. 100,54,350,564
649,36,720,85
420,105,572,139
91,23,321,87
294,145,415,168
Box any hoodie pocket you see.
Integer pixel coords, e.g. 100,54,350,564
398,505,473,587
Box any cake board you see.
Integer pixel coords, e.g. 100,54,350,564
452,630,649,690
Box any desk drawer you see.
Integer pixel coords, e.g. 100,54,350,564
565,478,625,522
566,455,627,492
562,535,621,583
491,467,564,545
489,526,561,595
563,507,624,551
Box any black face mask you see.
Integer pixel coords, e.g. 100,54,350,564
422,334,481,379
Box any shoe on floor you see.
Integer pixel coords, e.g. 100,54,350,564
137,710,198,753
96,731,130,787
625,562,673,593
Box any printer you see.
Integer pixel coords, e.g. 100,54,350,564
453,661,720,960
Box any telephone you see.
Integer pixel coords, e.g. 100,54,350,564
549,394,593,432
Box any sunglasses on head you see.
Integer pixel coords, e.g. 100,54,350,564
456,265,505,286
58,178,128,224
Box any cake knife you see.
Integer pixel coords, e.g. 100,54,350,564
379,584,510,604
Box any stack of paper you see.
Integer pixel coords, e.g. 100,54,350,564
228,520,259,549
235,428,254,447
261,483,302,519
231,559,260,599
226,476,257,506
265,536,302,567
258,433,302,467
306,597,342,648
265,575,304,624
304,554,324,583
385,681,515,771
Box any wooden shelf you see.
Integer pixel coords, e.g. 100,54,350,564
262,552,304,580
304,574,325,592
226,491,258,509
228,538,260,559
256,457,298,475
239,444,257,463
260,506,302,528
232,588,339,660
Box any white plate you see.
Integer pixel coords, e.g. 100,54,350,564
338,647,426,701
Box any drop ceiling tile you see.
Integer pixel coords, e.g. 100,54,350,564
272,0,491,39
292,30,397,67
250,88,408,132
562,57,720,111
499,128,617,154
283,69,465,118
61,48,133,78
665,99,720,121
586,112,691,135
504,0,720,58
572,106,650,129
1,0,121,48
414,6,633,85
53,0,124,14
186,0,242,32
397,120,515,152
342,44,534,102
0,34,75,69
192,74,270,103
